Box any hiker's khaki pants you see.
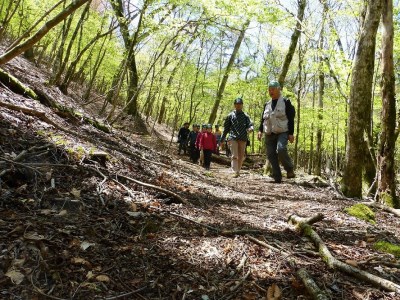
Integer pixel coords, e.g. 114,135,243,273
230,140,246,174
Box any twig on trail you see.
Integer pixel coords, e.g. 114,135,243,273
246,234,290,256
81,164,188,205
104,285,148,300
167,211,219,232
221,269,251,300
116,173,189,205
111,177,136,199
289,214,400,294
0,156,43,176
297,268,329,300
361,201,400,218
220,229,262,236
89,167,107,206
236,253,248,273
31,272,68,300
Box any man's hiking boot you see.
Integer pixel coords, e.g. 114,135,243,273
232,173,240,178
287,170,295,179
268,177,281,183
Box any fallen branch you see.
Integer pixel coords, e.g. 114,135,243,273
361,201,400,217
0,68,38,99
221,229,262,236
0,156,43,177
222,270,251,300
167,211,219,232
297,268,329,300
246,235,289,255
289,214,400,294
116,173,189,205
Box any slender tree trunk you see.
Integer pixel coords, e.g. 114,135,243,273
51,11,74,79
0,0,91,65
308,77,316,175
59,25,116,93
278,0,307,88
53,1,90,85
314,6,326,176
377,0,398,208
294,41,303,168
83,32,109,101
342,0,382,198
6,0,65,51
208,20,249,124
0,0,22,40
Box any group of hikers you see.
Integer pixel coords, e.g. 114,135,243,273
177,80,296,183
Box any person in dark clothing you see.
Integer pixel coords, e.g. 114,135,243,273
177,122,190,155
214,124,222,155
188,124,200,163
257,80,296,183
221,98,254,178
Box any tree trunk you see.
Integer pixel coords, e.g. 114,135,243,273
342,0,382,198
0,0,22,40
208,20,249,125
53,1,90,86
377,0,398,208
294,41,303,168
0,0,91,65
6,0,66,51
83,32,109,101
278,0,307,88
59,25,115,93
314,2,326,176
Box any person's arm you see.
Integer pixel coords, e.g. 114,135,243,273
258,103,266,133
247,115,254,132
285,99,295,135
221,114,231,142
257,103,266,140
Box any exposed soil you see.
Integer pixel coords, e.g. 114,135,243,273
0,53,400,300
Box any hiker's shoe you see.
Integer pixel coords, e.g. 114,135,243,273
267,177,281,183
232,173,240,178
287,170,295,178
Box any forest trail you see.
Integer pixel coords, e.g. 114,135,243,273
1,54,400,299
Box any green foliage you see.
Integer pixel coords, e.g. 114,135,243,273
373,241,400,257
344,204,376,224
3,0,399,177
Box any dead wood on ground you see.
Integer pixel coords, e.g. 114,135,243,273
289,214,400,294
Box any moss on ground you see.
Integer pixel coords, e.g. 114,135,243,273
344,203,376,224
373,241,400,257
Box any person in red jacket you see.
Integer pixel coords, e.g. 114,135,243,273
196,124,207,166
199,124,217,170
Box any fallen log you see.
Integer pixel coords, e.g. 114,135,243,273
297,268,329,300
361,201,400,218
289,214,400,294
0,68,38,99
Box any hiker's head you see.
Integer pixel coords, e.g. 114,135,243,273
268,80,281,99
233,97,243,110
